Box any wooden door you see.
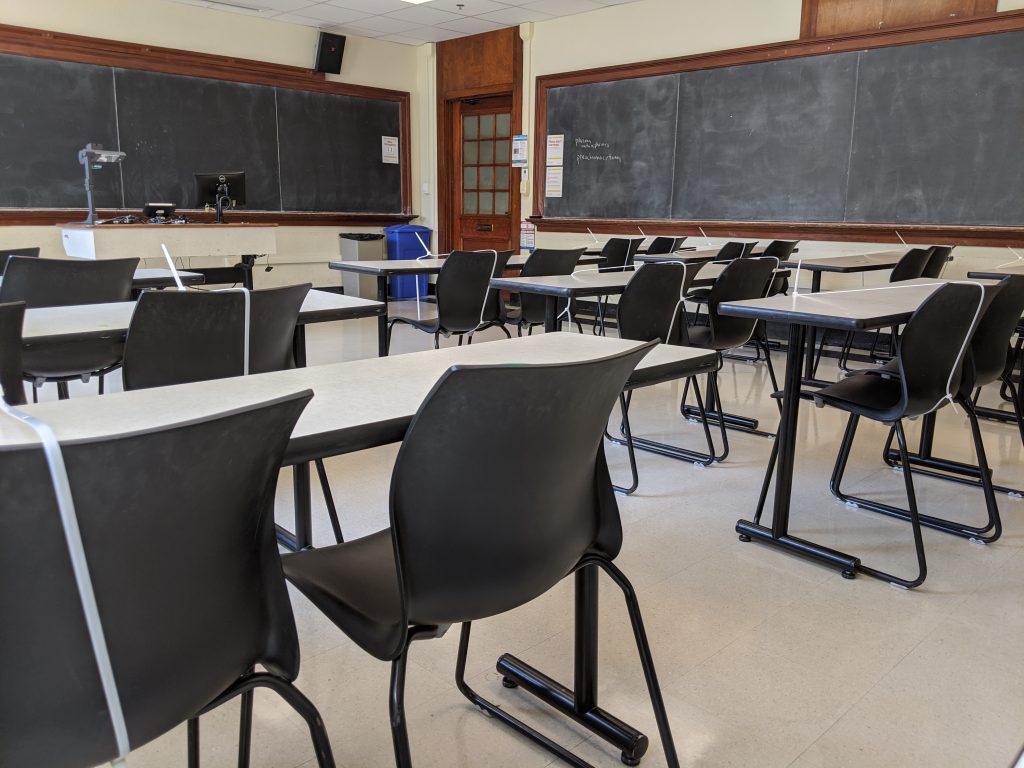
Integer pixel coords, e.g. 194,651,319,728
452,96,518,252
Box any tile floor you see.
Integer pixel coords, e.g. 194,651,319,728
58,318,1024,768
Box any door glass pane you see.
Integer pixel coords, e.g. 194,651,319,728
496,113,511,138
463,167,478,190
479,166,494,190
495,191,509,215
463,192,477,214
479,141,494,164
479,114,494,138
495,166,510,190
478,192,493,214
463,115,478,139
463,141,478,164
495,139,510,164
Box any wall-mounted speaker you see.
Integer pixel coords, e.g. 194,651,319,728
315,32,346,75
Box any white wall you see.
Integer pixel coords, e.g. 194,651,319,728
0,0,423,290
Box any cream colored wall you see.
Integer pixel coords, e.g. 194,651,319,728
0,0,424,290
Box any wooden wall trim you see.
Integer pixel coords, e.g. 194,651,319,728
800,0,1001,39
0,209,415,227
0,23,413,217
530,9,1024,243
527,217,1024,248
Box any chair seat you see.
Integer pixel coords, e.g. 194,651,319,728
21,340,124,380
388,300,440,333
814,372,904,421
686,288,711,304
682,325,714,349
282,530,410,661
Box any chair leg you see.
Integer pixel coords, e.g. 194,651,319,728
32,383,38,404
433,332,440,350
962,398,1002,542
588,559,680,768
98,374,105,395
57,381,70,400
386,320,397,356
1003,373,1024,447
458,335,464,346
612,392,639,495
828,413,860,502
498,323,511,339
187,717,200,768
237,666,255,768
389,649,414,768
314,458,344,544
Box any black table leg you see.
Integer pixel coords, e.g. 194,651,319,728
544,296,559,333
736,322,861,577
276,323,316,551
377,275,389,356
495,566,649,765
803,271,823,382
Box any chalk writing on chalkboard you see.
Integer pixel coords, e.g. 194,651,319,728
574,137,623,165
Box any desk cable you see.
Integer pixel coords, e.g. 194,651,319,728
0,400,130,766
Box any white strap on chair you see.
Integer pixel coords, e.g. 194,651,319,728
995,246,1024,270
0,402,131,767
159,244,186,292
215,287,251,375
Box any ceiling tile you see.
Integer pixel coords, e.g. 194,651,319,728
438,16,506,33
384,5,462,25
520,0,602,16
324,0,411,13
407,25,469,42
345,14,421,33
476,5,552,24
290,4,373,23
423,0,513,16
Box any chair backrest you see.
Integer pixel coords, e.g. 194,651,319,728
0,390,312,767
920,245,953,279
598,237,642,272
0,247,40,275
889,247,934,283
387,343,655,644
761,240,799,261
518,248,585,325
967,275,1024,388
705,257,778,350
122,284,310,390
0,257,139,308
645,237,685,255
435,251,497,334
0,301,26,405
480,250,515,323
897,281,999,417
715,241,757,261
617,263,688,343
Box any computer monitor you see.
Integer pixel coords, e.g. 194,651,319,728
193,171,246,223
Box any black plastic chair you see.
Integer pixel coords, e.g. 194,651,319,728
0,390,336,768
679,257,780,454
877,275,1024,497
122,285,345,546
684,241,759,308
0,256,139,399
597,237,643,273
604,263,722,493
471,249,515,341
281,345,680,768
506,247,585,335
820,247,935,374
645,236,686,255
387,250,495,351
920,245,953,279
0,300,26,406
814,281,1001,588
0,246,40,274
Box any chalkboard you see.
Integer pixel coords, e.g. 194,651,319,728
0,53,404,213
543,28,1024,227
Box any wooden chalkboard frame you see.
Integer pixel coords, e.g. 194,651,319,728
532,10,1024,246
0,23,414,226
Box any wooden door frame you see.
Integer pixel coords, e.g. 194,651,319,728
437,39,522,253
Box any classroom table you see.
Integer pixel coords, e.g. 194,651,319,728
21,289,384,367
2,332,717,767
717,278,994,581
0,267,206,293
780,250,908,382
489,272,633,333
329,253,605,356
633,248,725,265
966,263,1024,280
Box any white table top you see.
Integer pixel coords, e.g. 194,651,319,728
329,252,604,276
21,290,383,344
720,277,996,331
0,268,206,290
0,334,718,457
490,271,633,298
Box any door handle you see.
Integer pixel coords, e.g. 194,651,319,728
476,224,493,232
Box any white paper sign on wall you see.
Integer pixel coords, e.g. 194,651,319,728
381,136,399,164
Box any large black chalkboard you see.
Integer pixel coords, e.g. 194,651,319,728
544,29,1024,227
0,52,404,213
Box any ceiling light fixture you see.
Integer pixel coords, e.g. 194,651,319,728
399,0,434,4
205,0,265,12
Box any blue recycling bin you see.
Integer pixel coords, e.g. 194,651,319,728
385,224,432,299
